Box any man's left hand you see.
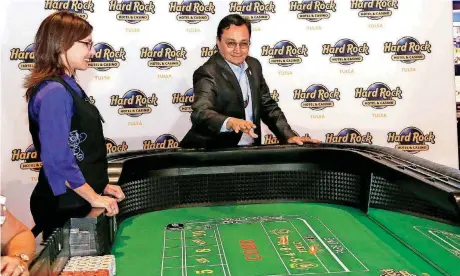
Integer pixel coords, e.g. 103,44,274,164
103,184,126,202
287,136,322,145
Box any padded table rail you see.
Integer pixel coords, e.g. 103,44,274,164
28,143,460,276
108,143,460,225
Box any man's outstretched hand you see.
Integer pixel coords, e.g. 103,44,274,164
226,118,258,139
226,118,321,145
287,136,322,145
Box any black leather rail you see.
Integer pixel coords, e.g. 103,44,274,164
106,143,460,225
28,143,460,275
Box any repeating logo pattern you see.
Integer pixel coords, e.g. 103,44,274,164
289,0,337,22
143,134,180,149
261,40,308,67
325,128,373,144
201,45,218,58
322,39,370,65
140,43,187,70
105,138,129,154
110,89,159,117
44,0,95,19
351,0,399,20
90,43,127,71
387,127,435,154
172,88,194,112
229,0,276,23
293,84,340,110
10,44,35,70
169,0,216,24
354,82,402,109
109,0,155,24
383,37,432,64
6,1,447,164
11,145,42,172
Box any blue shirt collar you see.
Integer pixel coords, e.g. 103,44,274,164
224,59,248,74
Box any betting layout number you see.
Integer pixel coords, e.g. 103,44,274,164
196,248,211,253
196,269,213,274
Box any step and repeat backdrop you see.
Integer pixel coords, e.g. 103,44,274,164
1,0,458,227
453,1,460,103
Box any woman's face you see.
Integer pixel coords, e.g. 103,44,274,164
61,33,96,73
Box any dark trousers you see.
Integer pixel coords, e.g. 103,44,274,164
30,192,92,241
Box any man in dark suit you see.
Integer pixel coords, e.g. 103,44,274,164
180,14,321,149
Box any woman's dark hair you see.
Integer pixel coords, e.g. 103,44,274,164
24,11,93,101
217,14,251,40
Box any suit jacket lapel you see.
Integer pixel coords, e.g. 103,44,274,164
214,53,244,105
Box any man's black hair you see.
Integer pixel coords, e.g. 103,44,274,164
217,14,251,40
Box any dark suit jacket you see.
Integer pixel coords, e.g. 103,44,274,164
179,52,296,149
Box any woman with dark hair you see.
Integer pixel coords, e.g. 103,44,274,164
24,11,125,240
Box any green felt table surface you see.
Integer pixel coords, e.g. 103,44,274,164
111,203,460,276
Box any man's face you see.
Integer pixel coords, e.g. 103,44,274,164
216,24,250,66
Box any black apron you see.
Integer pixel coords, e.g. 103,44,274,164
28,76,108,237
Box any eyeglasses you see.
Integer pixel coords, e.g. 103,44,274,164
225,40,250,50
77,40,93,49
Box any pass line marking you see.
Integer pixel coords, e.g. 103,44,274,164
267,271,362,275
181,230,186,276
165,244,219,249
213,228,227,276
260,222,292,275
308,217,368,271
429,230,460,251
297,219,350,272
186,254,225,258
164,264,229,269
414,226,460,258
444,234,460,248
215,225,232,276
161,230,166,276
286,220,330,272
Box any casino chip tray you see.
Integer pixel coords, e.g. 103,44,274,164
59,255,116,276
